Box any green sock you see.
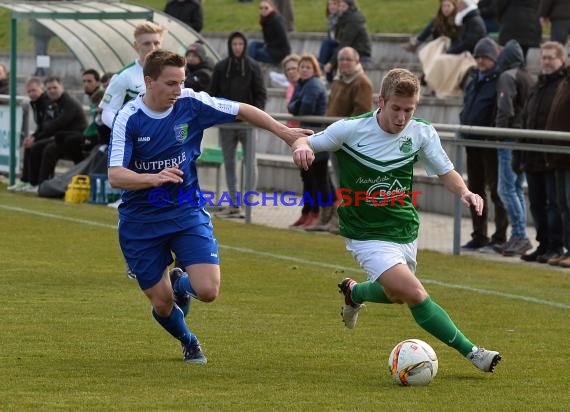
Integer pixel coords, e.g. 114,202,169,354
351,281,393,304
410,297,474,356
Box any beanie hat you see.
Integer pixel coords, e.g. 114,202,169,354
186,42,207,61
473,37,498,62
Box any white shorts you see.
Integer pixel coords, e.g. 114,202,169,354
345,238,418,282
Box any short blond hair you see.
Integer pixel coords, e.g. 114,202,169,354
380,68,420,100
281,54,300,71
134,21,166,39
541,41,565,60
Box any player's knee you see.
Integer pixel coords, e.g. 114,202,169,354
154,301,174,317
197,285,219,303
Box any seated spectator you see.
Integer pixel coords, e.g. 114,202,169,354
0,62,8,94
287,53,331,229
318,0,341,83
247,0,291,64
36,76,87,188
324,0,372,81
184,42,214,92
497,0,541,60
401,0,459,54
8,77,50,192
164,0,203,33
281,54,301,127
101,71,114,89
419,0,486,98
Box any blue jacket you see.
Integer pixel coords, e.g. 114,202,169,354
460,66,500,139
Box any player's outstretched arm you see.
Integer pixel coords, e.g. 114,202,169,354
291,136,314,171
108,166,183,191
438,170,484,216
236,103,313,146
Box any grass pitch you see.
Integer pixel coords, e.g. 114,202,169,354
0,189,569,411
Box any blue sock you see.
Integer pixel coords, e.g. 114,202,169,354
152,305,196,345
175,272,198,299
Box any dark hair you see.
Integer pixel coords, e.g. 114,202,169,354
143,49,185,80
44,76,61,85
433,0,458,40
82,68,100,82
101,72,114,85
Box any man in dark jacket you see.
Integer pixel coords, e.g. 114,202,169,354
497,0,542,59
539,0,570,45
519,41,566,263
460,37,509,252
36,76,87,187
164,0,203,33
210,32,267,218
493,40,536,257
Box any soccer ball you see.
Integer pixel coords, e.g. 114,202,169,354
388,339,438,386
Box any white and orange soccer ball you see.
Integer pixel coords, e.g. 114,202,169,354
388,339,439,386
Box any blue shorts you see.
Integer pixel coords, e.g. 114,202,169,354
118,210,219,290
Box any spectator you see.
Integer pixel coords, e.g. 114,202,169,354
247,0,291,64
210,32,267,218
308,46,373,234
36,76,87,187
324,0,372,81
101,72,114,89
496,0,542,60
460,37,509,252
478,0,500,33
164,0,203,33
274,0,295,32
0,63,8,94
99,21,165,129
184,42,214,92
281,54,301,127
519,41,566,263
78,69,103,150
419,0,485,98
7,77,50,192
401,0,459,54
493,40,536,257
287,53,330,229
545,50,570,266
539,0,570,45
318,0,340,80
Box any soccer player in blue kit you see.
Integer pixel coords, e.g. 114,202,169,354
108,49,314,363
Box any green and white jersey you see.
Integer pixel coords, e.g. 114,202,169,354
308,109,453,243
99,60,145,125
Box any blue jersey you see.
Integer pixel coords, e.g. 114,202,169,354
108,88,240,223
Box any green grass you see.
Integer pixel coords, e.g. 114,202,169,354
0,188,569,410
0,0,436,52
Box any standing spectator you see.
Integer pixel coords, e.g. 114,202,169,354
496,0,542,60
493,40,536,257
308,46,373,234
184,42,214,92
164,0,203,33
545,53,570,266
460,37,509,252
318,0,340,80
324,0,372,81
210,32,267,218
0,63,8,94
478,0,500,33
274,0,295,32
401,0,459,54
539,0,570,45
36,77,87,186
287,54,330,229
519,41,566,262
281,54,301,127
7,77,50,192
99,22,165,129
247,0,291,64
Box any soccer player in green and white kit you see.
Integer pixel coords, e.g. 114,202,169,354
291,68,501,373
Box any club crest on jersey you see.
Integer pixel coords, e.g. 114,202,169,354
174,123,189,143
399,136,412,153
